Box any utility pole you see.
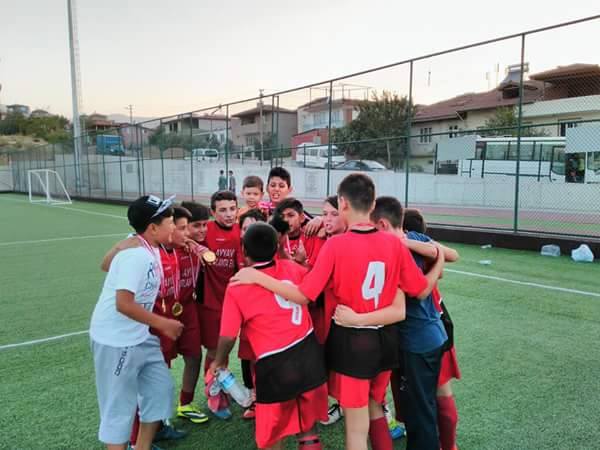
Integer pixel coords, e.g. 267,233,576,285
67,0,83,192
125,104,134,124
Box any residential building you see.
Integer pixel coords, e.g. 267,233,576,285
231,103,297,154
521,64,600,136
7,104,30,116
82,113,117,133
30,109,52,118
161,113,232,147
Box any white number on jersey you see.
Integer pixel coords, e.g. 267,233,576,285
274,280,302,325
361,261,385,308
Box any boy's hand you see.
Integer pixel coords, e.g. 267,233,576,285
333,305,362,327
208,360,227,376
185,239,211,264
157,317,184,341
230,267,260,286
303,216,322,236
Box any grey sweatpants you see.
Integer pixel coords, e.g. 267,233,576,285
91,335,173,444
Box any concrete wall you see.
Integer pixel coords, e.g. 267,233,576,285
0,166,13,191
12,156,600,215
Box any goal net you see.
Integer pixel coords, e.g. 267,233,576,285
28,169,72,205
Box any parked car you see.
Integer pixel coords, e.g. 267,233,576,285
295,143,345,168
191,148,219,161
333,160,387,171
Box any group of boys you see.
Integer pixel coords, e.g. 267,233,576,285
90,166,461,450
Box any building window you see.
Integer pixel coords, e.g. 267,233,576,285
419,127,432,143
449,125,459,138
241,116,255,126
559,120,579,137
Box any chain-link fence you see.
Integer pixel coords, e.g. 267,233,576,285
4,15,600,238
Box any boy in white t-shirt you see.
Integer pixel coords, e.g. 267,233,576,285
90,195,183,450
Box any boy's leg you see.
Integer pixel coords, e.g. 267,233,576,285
367,371,393,450
92,341,139,447
437,381,458,450
343,407,370,450
181,355,201,403
137,337,175,448
400,346,444,450
297,427,322,450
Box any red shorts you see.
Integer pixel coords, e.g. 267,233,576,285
198,306,222,350
328,370,391,408
154,302,202,361
438,346,461,387
255,383,328,449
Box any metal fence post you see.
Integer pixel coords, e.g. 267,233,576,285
513,34,526,232
326,80,334,196
405,60,414,207
189,113,194,200
119,151,124,200
86,132,92,198
140,126,146,195
225,105,230,188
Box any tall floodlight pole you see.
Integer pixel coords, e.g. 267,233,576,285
67,0,83,192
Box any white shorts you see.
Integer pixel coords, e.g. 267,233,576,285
92,335,173,444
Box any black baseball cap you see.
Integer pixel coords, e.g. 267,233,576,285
128,194,175,233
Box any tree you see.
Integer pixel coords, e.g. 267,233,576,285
482,107,549,137
331,90,414,168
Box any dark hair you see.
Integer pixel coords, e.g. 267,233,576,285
371,196,404,228
229,170,234,175
275,197,303,216
371,196,404,229
239,208,267,227
324,195,338,210
337,173,375,213
242,222,278,263
220,170,224,175
269,213,290,235
180,201,210,222
173,205,192,222
242,175,264,191
403,208,427,233
127,196,174,234
210,190,237,211
267,166,291,187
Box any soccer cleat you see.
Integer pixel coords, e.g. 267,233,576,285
128,445,165,450
320,403,343,426
212,407,232,420
153,423,187,442
242,403,256,420
177,403,210,424
389,420,406,440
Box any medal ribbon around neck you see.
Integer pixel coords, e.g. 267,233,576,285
137,235,165,293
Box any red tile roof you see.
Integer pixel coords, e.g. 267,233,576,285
529,64,600,82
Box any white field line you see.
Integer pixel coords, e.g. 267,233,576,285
0,232,126,247
0,195,126,220
1,268,598,351
445,268,600,298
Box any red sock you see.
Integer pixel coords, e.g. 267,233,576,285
180,389,194,406
369,416,392,450
130,408,140,445
437,395,458,450
297,434,322,450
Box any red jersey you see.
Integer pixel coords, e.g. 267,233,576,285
220,259,312,360
287,233,325,268
152,246,177,316
300,229,428,314
201,221,241,312
176,247,200,303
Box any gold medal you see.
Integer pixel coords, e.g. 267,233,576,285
161,298,166,314
172,302,184,317
202,250,217,264
192,292,197,301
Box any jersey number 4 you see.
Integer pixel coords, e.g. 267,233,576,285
274,280,302,325
361,262,385,308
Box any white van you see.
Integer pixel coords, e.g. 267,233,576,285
191,148,219,162
295,143,345,168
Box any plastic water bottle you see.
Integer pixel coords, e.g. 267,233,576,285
217,369,252,407
541,244,561,257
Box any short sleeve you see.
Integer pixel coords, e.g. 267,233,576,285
397,242,429,298
220,286,243,339
113,249,149,294
299,238,335,301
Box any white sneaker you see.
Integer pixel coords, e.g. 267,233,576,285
320,403,343,426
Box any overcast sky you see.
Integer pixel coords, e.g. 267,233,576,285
1,1,598,120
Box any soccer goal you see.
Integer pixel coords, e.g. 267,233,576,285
28,169,72,205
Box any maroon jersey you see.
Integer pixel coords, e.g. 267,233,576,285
220,259,311,360
152,246,177,317
201,221,242,312
176,247,200,303
300,229,428,314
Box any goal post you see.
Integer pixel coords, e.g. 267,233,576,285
28,169,72,205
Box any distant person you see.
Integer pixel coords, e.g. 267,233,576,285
218,170,227,191
228,170,236,193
